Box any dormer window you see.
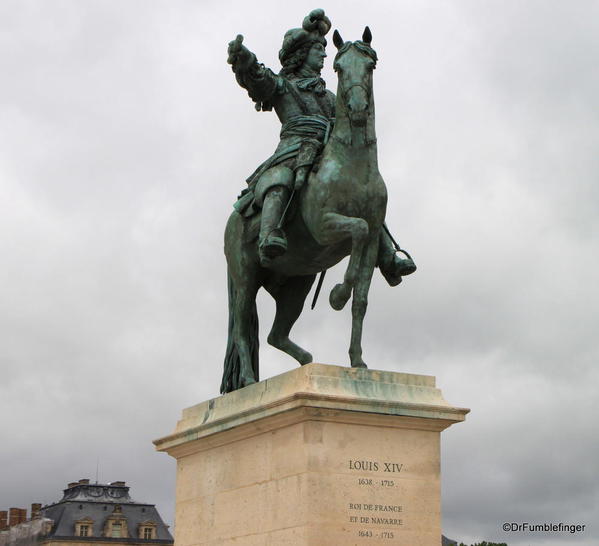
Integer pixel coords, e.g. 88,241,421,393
111,523,122,538
103,505,128,539
138,521,157,540
75,517,94,537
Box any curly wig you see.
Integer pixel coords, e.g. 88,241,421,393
279,41,315,77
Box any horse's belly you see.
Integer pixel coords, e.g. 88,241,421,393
268,232,351,276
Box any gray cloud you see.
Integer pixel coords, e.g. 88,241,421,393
1,1,598,544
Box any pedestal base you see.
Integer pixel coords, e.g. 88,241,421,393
154,363,469,546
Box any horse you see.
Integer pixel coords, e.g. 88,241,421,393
221,27,391,393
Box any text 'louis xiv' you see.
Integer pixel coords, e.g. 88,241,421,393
348,460,404,473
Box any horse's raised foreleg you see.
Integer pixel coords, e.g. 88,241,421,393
266,275,316,365
315,212,369,311
348,236,379,368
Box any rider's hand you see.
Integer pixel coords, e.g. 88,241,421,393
227,35,251,68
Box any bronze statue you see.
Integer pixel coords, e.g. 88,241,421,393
222,9,416,393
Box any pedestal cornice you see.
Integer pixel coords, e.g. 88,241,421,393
154,363,469,457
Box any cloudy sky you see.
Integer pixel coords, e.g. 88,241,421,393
1,1,598,544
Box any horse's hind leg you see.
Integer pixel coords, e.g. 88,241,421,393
349,236,379,368
266,275,316,365
314,212,369,311
232,281,260,387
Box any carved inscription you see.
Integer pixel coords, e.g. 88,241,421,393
347,460,405,539
348,460,404,473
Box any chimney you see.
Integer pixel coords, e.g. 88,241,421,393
31,504,42,519
78,479,90,485
18,508,27,524
0,511,8,530
8,508,20,527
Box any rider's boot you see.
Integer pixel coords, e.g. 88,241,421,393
377,226,417,286
259,186,289,266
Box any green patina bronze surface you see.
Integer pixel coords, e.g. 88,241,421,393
222,9,416,393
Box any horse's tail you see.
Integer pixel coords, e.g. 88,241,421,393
220,270,260,394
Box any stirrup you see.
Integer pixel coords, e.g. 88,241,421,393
395,257,416,276
259,228,288,259
379,256,416,287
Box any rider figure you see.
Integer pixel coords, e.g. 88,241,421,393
227,9,415,284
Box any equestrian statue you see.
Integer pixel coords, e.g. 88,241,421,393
222,9,416,393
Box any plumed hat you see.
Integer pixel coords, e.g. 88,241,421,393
279,9,331,65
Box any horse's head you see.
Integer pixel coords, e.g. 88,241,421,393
332,27,377,127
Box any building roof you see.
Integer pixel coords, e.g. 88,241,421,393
55,482,134,505
40,481,172,543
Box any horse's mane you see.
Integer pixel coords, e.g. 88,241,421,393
334,41,378,67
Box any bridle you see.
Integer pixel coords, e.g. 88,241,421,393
341,81,372,102
334,42,376,106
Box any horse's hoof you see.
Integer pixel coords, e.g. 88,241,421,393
351,361,368,369
239,375,257,388
330,283,351,310
299,351,313,365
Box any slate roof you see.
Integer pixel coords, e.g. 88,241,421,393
40,483,172,543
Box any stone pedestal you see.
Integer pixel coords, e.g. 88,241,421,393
154,363,469,546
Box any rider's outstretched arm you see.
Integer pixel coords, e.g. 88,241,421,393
227,35,282,110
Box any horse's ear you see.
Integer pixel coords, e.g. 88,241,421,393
333,29,344,49
362,26,372,44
